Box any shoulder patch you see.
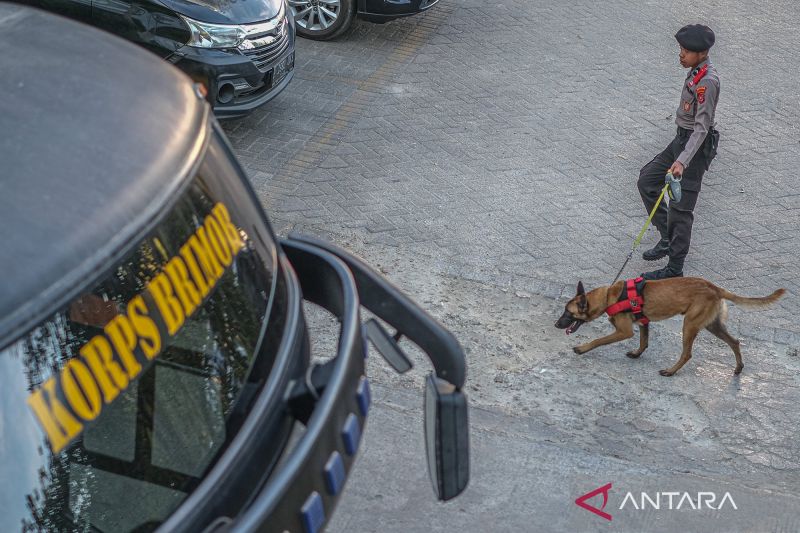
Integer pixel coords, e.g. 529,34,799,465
697,85,706,104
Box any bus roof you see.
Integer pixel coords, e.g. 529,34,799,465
0,4,209,347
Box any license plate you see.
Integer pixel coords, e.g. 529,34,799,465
272,55,291,86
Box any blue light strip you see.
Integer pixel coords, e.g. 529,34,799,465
300,491,325,533
356,376,371,417
324,451,346,496
341,413,361,456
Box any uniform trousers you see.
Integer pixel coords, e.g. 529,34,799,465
637,128,715,265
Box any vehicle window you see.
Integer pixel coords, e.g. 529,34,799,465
0,133,278,532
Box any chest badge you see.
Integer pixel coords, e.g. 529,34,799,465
696,86,706,104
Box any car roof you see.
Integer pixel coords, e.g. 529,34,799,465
0,4,210,348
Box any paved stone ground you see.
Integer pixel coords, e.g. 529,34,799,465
226,0,800,343
223,0,800,530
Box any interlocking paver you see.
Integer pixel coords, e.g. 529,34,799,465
225,0,800,346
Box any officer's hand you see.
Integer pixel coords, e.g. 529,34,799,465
669,161,685,177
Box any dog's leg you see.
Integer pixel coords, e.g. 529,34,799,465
706,317,743,374
660,318,702,376
626,324,649,358
574,318,634,355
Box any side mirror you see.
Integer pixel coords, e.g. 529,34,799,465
424,374,469,501
283,234,471,502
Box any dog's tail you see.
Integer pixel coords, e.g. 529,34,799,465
720,288,786,308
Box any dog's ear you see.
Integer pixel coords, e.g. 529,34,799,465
576,281,588,313
578,294,588,313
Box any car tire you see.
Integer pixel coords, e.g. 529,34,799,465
290,0,354,41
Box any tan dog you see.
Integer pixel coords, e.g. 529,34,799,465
555,278,785,376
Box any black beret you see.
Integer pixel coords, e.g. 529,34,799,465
675,24,715,52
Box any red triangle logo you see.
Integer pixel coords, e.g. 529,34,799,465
575,483,613,521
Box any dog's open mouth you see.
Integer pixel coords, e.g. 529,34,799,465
565,320,584,335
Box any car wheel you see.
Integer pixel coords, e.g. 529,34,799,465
289,0,354,40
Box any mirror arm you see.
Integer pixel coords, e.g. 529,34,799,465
287,360,336,425
286,233,466,389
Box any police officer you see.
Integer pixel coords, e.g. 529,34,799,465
639,24,720,280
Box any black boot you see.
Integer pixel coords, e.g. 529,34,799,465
642,258,684,280
642,238,670,261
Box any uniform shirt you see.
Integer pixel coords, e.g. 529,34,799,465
675,59,720,167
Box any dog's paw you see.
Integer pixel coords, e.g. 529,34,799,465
573,346,585,355
734,364,744,375
626,350,641,359
659,369,674,377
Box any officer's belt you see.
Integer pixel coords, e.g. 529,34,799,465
677,126,717,139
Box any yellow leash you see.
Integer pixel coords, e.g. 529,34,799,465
611,183,670,285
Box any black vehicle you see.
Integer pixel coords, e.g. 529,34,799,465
290,0,439,40
0,5,468,532
14,0,296,118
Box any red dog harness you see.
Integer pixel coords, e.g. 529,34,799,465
605,277,650,325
